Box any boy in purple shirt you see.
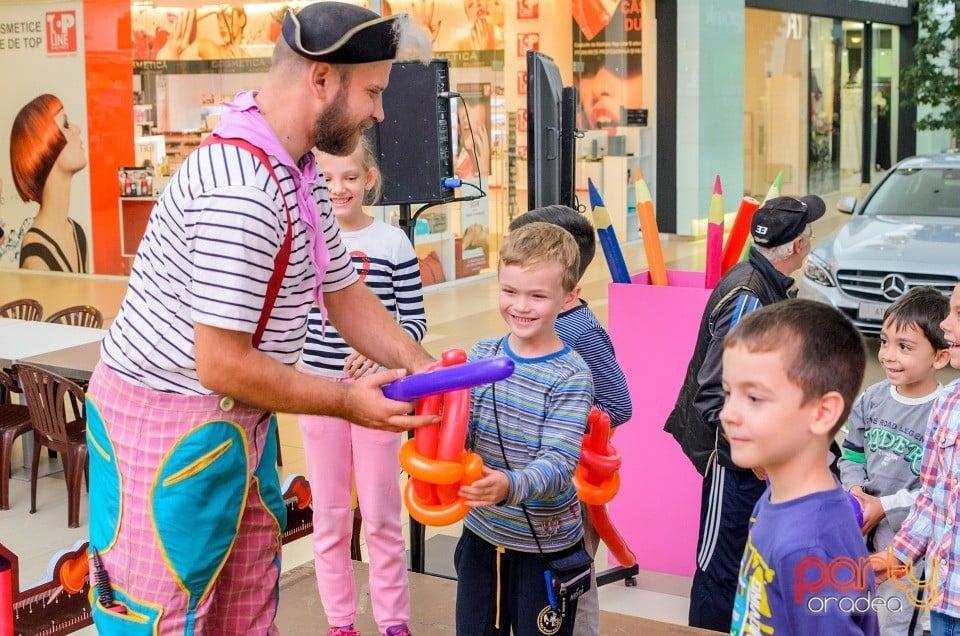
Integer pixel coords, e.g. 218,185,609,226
723,299,879,635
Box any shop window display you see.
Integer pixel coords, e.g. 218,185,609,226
117,0,644,283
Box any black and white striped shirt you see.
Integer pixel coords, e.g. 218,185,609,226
300,219,426,377
101,143,357,394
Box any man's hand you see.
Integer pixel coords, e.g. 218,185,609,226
338,369,439,432
459,466,510,506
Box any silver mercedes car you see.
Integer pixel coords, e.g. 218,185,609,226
799,153,960,335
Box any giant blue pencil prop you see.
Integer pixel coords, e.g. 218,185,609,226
382,356,515,402
588,179,631,284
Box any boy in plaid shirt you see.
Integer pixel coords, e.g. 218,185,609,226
875,283,960,636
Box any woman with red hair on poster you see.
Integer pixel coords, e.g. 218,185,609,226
10,93,89,273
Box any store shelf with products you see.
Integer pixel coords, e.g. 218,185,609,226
161,130,204,172
133,103,154,136
573,127,649,243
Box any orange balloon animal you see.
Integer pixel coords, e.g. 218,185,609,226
573,408,637,567
399,349,483,526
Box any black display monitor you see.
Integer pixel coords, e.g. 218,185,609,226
527,50,563,210
527,51,577,210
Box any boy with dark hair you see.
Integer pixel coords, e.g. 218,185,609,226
722,299,879,635
455,222,594,636
509,205,632,636
841,286,950,635
875,283,960,636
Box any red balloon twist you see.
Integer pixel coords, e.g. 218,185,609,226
399,349,483,526
573,408,637,567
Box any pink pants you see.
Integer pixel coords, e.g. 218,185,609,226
86,363,284,635
299,397,409,634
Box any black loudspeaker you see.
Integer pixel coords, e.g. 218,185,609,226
368,59,455,205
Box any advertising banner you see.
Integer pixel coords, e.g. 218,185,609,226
0,1,91,273
572,0,642,129
386,0,505,68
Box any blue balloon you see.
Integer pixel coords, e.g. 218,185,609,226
847,491,864,528
382,356,514,402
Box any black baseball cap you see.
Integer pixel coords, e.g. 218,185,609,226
750,195,826,247
282,2,402,64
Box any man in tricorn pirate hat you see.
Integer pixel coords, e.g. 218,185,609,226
86,4,433,634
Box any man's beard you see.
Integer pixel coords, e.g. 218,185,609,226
313,89,365,156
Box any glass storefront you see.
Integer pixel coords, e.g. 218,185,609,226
745,8,900,198
744,9,809,198
126,0,650,283
870,23,899,177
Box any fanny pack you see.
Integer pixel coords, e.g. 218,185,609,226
543,544,593,619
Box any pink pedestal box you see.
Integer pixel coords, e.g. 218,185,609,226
606,270,712,577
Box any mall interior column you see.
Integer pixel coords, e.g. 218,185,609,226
674,0,745,238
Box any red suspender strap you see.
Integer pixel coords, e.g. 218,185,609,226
199,134,293,347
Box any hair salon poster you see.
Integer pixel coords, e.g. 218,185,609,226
573,0,642,129
0,1,91,274
384,0,505,68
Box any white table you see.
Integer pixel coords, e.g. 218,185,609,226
0,318,106,367
0,318,106,477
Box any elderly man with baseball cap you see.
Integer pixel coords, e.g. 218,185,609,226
665,194,826,631
86,4,433,634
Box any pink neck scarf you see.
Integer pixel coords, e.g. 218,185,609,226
213,91,329,319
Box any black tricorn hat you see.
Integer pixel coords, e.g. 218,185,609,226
281,2,401,64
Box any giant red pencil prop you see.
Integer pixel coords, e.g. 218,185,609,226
588,179,631,284
720,196,760,275
634,171,668,286
704,175,724,288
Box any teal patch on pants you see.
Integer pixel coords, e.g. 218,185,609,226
85,398,122,551
152,421,248,616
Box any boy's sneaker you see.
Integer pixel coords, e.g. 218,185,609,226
384,625,412,636
327,626,361,636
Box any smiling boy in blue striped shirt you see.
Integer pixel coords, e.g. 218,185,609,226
455,222,594,636
509,205,632,636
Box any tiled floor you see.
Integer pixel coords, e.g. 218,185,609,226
7,179,943,634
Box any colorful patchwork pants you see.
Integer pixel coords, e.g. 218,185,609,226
85,363,286,635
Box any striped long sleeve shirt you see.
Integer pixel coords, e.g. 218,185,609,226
555,300,632,426
101,142,357,394
891,380,960,617
300,219,426,376
464,336,594,552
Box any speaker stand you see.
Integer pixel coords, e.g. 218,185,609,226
397,203,417,246
397,202,433,575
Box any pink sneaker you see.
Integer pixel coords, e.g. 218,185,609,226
327,626,361,636
384,625,412,636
